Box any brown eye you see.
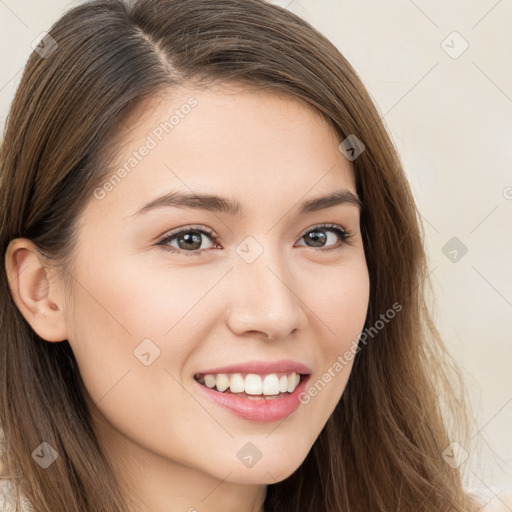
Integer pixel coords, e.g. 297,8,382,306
157,226,219,256
174,231,204,251
296,224,353,252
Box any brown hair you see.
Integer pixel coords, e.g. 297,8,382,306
0,0,482,510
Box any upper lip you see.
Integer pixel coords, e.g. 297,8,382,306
195,359,312,376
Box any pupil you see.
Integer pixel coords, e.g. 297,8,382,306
178,232,202,250
307,230,326,247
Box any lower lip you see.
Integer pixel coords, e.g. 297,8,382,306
195,375,310,423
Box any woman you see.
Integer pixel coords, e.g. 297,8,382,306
0,0,502,510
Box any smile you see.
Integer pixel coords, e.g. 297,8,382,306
194,371,304,397
194,372,311,423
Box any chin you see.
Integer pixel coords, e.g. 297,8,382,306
226,453,306,485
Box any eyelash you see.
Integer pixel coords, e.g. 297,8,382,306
156,223,354,257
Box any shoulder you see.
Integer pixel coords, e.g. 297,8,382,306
479,490,512,512
0,478,32,511
0,479,11,511
0,478,16,511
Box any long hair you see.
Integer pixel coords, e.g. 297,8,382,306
0,0,481,510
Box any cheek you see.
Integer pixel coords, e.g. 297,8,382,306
296,263,369,426
63,260,159,406
64,256,216,408
65,288,136,407
305,261,370,344
104,255,221,336
324,267,369,379
71,252,205,344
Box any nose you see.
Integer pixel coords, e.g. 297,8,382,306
225,242,307,340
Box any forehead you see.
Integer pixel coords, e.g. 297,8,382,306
89,82,357,219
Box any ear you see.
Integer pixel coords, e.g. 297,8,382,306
4,238,68,342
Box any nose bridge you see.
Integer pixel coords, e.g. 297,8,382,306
226,235,304,338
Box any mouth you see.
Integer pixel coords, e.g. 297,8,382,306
193,371,310,400
193,370,312,422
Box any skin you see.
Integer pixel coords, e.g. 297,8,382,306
5,83,370,512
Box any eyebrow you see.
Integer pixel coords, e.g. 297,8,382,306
132,189,364,217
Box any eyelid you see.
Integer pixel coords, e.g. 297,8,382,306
158,224,216,240
297,222,347,239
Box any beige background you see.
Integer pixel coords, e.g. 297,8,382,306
1,0,511,503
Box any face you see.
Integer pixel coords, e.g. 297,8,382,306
39,84,370,490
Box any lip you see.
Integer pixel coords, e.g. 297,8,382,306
195,373,311,423
195,359,312,376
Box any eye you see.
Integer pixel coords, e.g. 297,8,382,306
156,223,354,256
295,223,354,253
156,226,220,257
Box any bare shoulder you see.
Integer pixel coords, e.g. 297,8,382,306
480,490,512,512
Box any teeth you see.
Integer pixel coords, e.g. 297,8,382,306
198,372,302,396
245,374,263,395
204,374,216,388
262,374,280,395
215,374,230,392
286,374,298,393
229,373,245,393
279,375,288,393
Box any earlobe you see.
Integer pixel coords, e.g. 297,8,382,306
4,238,68,342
